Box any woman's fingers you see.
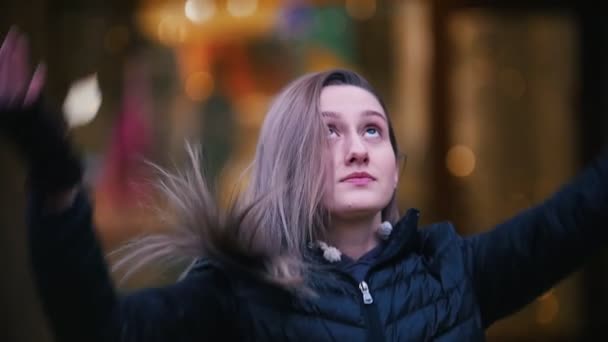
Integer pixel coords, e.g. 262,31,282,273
0,28,19,102
24,62,46,106
0,27,43,108
0,27,18,59
11,31,30,105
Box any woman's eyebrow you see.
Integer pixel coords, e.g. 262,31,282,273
321,111,340,119
362,110,387,122
321,110,386,121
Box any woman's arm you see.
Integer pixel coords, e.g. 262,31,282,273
1,28,237,341
463,152,608,328
29,188,235,341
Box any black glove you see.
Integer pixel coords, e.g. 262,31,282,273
0,98,83,194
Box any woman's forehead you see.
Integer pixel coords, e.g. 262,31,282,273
319,85,385,117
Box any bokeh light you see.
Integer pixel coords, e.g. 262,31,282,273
446,145,476,177
185,0,216,23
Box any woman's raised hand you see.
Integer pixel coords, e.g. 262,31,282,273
0,26,83,199
0,27,45,113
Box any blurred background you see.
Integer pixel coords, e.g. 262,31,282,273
1,0,607,341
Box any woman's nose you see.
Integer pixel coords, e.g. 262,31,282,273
345,137,369,165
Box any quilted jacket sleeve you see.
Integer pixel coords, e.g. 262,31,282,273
463,151,608,328
28,189,237,342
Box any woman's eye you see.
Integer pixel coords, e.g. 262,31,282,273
365,127,380,137
328,125,338,137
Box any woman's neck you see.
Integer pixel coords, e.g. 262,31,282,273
326,213,382,261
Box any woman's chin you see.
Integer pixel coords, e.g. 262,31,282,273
329,203,384,220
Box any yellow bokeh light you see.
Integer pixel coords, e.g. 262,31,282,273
157,16,188,45
185,0,216,23
446,145,476,177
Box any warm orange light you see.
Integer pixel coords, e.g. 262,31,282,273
157,16,188,45
446,145,476,177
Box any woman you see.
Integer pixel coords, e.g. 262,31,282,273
2,27,608,342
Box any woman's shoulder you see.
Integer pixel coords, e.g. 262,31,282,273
180,257,256,290
416,221,466,257
180,257,229,281
167,258,239,306
179,257,292,307
418,221,461,239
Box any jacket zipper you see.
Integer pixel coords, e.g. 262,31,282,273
359,281,374,304
358,280,385,341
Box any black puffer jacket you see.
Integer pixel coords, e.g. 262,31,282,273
28,153,608,341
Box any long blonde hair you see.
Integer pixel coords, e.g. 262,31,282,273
112,69,401,291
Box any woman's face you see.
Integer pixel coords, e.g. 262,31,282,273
320,85,398,220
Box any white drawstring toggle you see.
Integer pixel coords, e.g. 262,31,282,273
316,221,393,262
378,221,393,240
317,241,342,263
